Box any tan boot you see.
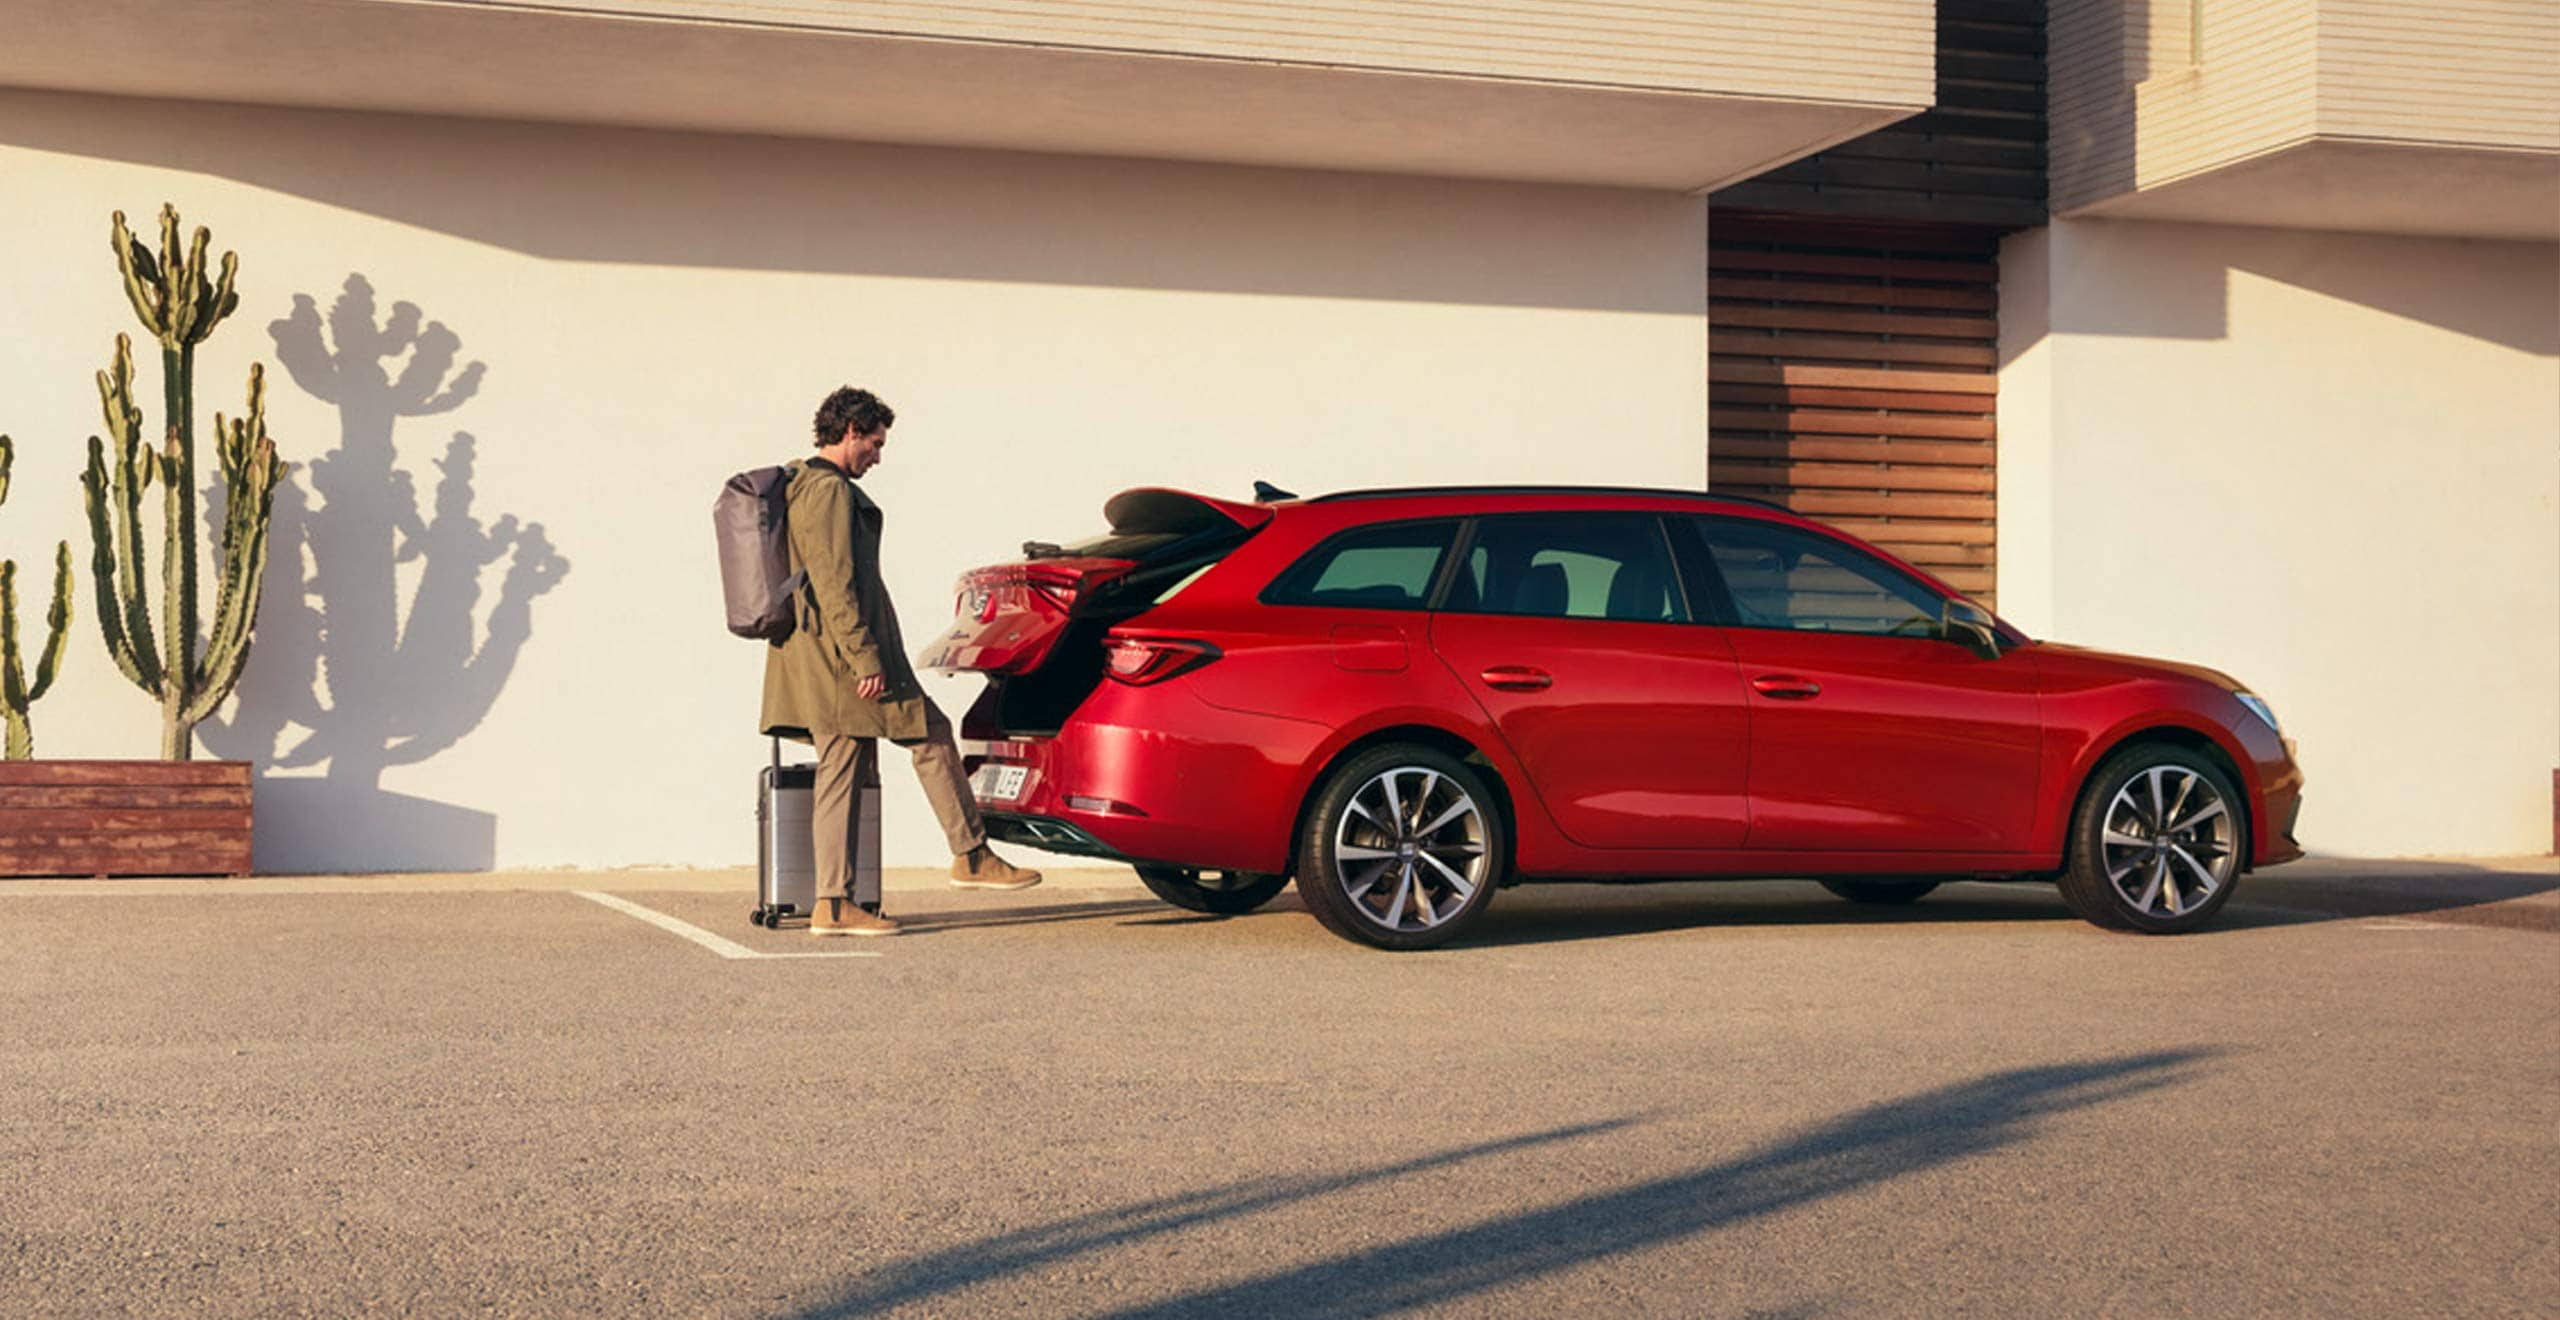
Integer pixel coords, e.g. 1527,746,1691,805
949,845,1042,891
810,898,900,937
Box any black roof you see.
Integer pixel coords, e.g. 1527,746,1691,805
1306,485,1793,514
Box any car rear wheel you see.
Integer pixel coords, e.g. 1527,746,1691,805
1819,879,1940,905
1297,745,1505,951
2058,744,2245,934
1133,865,1289,915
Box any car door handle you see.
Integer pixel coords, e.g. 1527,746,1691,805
1751,674,1822,700
1479,666,1553,692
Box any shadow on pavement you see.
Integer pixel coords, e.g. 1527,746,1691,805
794,1050,2212,1318
1463,882,2079,949
2230,858,2559,931
879,899,1167,935
1450,859,2560,948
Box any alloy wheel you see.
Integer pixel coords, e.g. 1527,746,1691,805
2099,764,2238,920
1331,765,1490,935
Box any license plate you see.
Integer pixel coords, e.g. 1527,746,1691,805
970,763,1028,803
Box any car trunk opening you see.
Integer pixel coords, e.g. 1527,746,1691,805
918,488,1271,735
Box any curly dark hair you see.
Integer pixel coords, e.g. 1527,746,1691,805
812,387,896,446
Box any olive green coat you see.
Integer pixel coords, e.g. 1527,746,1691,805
760,459,930,743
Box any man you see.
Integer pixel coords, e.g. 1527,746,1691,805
761,386,1041,936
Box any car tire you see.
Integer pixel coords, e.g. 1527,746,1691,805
1819,879,1940,905
2057,743,2247,934
1296,744,1507,951
1133,865,1289,916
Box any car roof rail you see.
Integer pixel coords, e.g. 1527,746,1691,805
1304,484,1797,514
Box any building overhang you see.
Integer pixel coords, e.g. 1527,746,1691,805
0,0,1936,192
2061,137,2560,243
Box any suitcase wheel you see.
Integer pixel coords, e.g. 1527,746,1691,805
749,909,767,927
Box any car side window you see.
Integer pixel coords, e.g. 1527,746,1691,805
1260,519,1457,611
1687,517,1945,637
1444,514,1685,623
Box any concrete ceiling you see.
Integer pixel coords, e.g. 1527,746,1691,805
2068,139,2560,243
0,0,1919,192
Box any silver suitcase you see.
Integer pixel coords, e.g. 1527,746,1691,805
751,739,881,926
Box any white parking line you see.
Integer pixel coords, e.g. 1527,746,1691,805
573,891,885,959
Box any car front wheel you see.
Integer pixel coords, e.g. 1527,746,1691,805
1296,745,1506,951
2057,744,2246,933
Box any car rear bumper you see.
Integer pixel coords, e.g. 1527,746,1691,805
962,684,1327,874
982,812,1127,860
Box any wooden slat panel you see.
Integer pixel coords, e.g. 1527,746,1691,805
1708,277,1998,312
1709,362,1997,394
1875,542,1998,567
1704,249,1999,284
1,785,253,809
1711,461,1996,494
1707,219,2002,603
1713,408,1995,441
1821,519,1997,545
1710,332,1997,367
1821,129,2044,169
1726,490,1998,520
1712,304,1998,339
0,829,251,852
1898,108,2044,141
1759,155,2047,199
1711,184,2041,230
0,808,254,832
1715,384,1995,414
0,845,252,877
0,761,250,786
1708,212,2003,254
1714,436,1996,468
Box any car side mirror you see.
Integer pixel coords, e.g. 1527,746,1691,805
1943,598,2002,660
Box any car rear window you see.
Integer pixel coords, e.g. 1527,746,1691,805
1444,513,1686,623
1260,520,1458,611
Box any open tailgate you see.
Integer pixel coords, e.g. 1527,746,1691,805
917,488,1272,676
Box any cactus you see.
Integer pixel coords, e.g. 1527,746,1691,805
0,435,74,759
79,205,286,760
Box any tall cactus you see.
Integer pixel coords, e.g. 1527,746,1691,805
0,435,74,759
80,205,286,760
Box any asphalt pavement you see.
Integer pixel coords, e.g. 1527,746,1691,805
3,861,2554,1317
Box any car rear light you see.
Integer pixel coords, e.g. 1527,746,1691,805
952,560,1137,620
1103,636,1220,686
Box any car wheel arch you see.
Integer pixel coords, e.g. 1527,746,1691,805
2062,724,2257,874
1284,722,1522,883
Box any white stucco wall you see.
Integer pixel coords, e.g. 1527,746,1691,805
0,88,1710,871
2000,218,2560,857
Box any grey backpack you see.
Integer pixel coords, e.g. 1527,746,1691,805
714,464,805,641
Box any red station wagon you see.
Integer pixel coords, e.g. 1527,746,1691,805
920,486,2305,950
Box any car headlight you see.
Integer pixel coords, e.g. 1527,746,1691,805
2234,692,2280,735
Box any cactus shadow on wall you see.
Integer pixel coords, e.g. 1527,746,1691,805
195,274,569,872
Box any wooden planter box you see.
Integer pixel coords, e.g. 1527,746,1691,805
0,761,253,878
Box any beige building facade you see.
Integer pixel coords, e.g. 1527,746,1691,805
1998,219,2558,856
6,0,1943,870
2016,0,2558,857
1,1,2554,869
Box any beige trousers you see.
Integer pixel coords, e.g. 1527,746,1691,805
811,697,984,901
